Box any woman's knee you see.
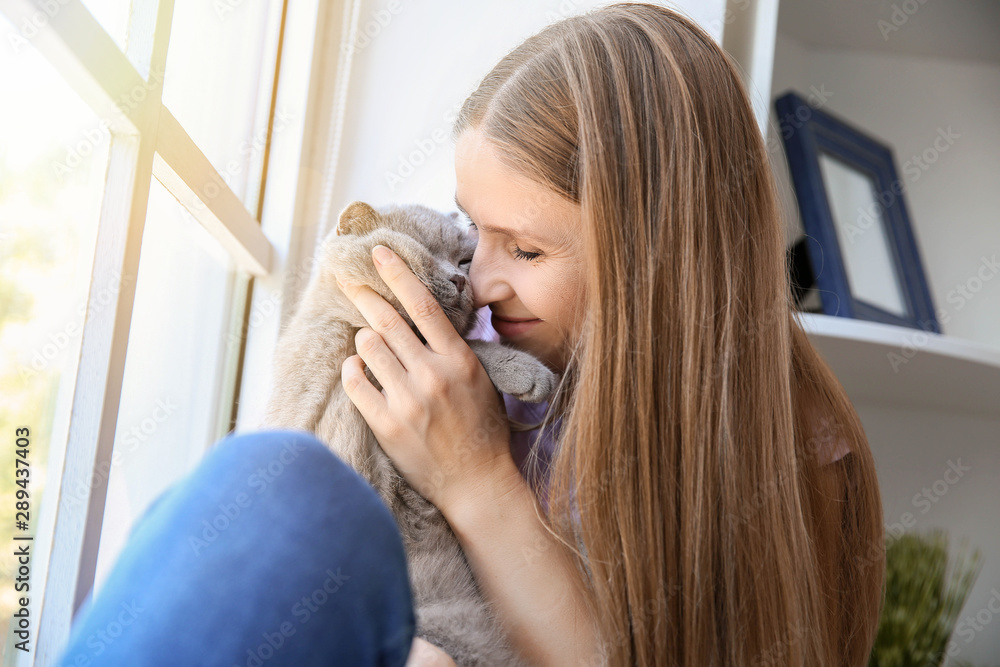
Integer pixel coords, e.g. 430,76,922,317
209,428,335,475
197,429,402,547
200,429,354,498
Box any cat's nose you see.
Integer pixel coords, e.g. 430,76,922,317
449,274,466,294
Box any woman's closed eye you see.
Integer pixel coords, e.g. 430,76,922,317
511,247,541,261
466,220,542,262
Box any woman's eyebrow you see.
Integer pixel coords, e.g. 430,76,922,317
453,195,551,245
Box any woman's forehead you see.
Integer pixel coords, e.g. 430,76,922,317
455,130,579,245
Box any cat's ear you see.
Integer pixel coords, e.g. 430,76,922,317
336,201,379,236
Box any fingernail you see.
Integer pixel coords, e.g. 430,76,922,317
373,245,393,265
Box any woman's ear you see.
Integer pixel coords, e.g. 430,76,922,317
336,201,379,236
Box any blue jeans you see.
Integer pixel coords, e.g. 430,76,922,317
56,429,416,666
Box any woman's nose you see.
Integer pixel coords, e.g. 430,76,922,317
449,274,466,294
468,253,513,309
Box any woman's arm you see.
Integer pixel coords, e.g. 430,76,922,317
441,458,600,667
335,246,599,665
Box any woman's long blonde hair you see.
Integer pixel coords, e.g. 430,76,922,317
453,3,884,665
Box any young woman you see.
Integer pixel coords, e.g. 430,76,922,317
338,3,885,665
56,3,884,666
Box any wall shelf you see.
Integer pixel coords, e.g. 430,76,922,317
797,313,1000,419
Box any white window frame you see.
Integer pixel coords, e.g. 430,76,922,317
0,0,362,663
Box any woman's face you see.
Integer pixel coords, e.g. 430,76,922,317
454,127,586,374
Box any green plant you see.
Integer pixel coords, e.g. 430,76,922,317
869,529,982,667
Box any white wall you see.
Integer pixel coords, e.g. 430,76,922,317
858,403,1000,665
768,33,1000,664
768,32,1000,351
321,0,726,234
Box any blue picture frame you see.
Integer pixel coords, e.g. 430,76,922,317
775,90,941,334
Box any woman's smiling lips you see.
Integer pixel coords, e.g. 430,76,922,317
491,312,542,337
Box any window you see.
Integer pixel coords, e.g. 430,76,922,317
0,23,107,659
0,0,339,660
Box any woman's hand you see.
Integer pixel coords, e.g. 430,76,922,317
404,637,457,667
336,244,521,515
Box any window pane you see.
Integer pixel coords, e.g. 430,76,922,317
92,180,246,593
162,0,283,207
0,22,106,660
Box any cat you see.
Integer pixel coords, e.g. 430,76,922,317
261,200,558,666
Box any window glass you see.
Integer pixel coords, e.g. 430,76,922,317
81,0,131,50
0,21,106,658
162,0,281,207
92,180,244,594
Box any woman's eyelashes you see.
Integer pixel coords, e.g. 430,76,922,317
465,219,542,262
512,247,541,261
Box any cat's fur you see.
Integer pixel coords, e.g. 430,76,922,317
261,201,557,666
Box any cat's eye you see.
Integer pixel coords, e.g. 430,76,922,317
458,258,472,271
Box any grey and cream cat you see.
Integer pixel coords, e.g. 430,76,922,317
261,200,557,666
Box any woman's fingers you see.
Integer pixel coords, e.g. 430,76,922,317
353,326,407,389
341,354,388,419
337,279,427,369
368,244,465,355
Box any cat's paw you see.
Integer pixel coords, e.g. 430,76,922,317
466,340,558,403
502,358,558,403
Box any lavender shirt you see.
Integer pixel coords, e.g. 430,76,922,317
466,308,562,513
463,307,849,514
